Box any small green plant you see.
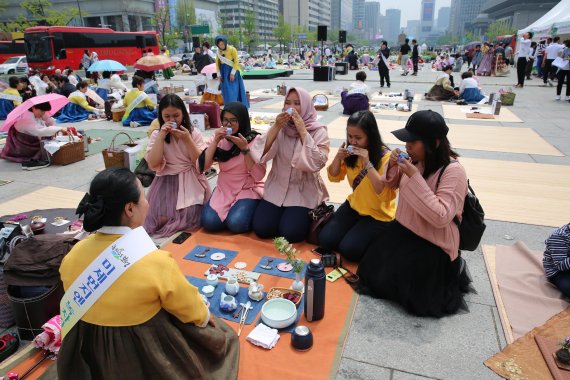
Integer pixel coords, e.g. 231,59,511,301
561,337,570,350
273,237,304,274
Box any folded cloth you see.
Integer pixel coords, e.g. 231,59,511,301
246,323,280,349
43,141,69,155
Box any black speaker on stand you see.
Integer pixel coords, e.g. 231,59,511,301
318,25,327,66
339,30,346,60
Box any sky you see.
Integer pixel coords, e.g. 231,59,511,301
376,0,452,25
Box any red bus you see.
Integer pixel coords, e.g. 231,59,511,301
24,26,160,74
494,34,516,51
0,41,26,63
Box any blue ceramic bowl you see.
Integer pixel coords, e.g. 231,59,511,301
291,325,313,351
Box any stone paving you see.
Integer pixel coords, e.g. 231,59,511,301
1,64,569,379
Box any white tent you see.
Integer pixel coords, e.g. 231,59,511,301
518,0,570,39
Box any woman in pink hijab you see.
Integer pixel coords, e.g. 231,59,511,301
252,87,330,243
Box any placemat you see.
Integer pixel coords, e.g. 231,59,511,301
183,245,238,267
186,275,264,325
252,255,307,280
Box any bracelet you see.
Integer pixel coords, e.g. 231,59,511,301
366,161,374,170
241,148,251,155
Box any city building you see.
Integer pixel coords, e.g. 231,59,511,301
477,0,559,32
220,0,279,46
385,8,401,45
405,19,421,38
449,0,485,36
281,0,332,32
437,6,451,32
331,0,354,32
364,1,381,41
167,0,219,31
419,0,435,40
352,0,365,32
1,0,156,31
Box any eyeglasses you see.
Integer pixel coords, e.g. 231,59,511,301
222,118,239,125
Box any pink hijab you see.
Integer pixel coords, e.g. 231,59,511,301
282,87,325,137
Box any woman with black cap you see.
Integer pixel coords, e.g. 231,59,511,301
199,102,266,233
357,110,474,317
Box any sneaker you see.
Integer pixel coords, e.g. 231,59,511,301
555,95,561,100
548,79,554,87
387,84,391,88
22,159,50,171
565,96,570,101
130,121,141,128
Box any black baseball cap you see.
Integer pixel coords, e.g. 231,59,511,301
392,110,449,142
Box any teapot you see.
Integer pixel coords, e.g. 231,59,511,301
248,281,264,302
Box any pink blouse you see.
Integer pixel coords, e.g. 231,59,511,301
261,127,329,209
382,161,468,260
146,129,211,210
209,136,266,221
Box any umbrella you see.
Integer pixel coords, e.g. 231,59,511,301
201,63,217,74
87,59,127,73
0,94,68,132
85,89,105,107
134,55,176,71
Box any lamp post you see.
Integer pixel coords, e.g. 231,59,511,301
76,0,84,26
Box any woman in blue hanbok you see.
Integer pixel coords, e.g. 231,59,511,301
56,81,100,123
121,76,157,127
215,35,249,108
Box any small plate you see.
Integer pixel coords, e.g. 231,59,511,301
234,261,247,269
277,263,293,272
210,252,226,261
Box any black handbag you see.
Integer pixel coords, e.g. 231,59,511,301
307,202,335,245
134,158,155,187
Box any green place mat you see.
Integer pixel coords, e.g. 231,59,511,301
85,129,147,157
242,69,293,79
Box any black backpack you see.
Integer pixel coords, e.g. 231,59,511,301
436,162,486,251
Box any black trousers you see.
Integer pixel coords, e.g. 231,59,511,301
557,69,570,96
412,57,419,73
379,65,390,87
543,59,554,83
525,58,534,78
517,57,527,86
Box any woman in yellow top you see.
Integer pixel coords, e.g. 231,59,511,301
57,167,239,379
56,81,103,123
215,35,249,107
318,111,397,262
0,76,23,119
122,75,158,127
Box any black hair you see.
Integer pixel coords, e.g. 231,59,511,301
344,111,386,169
476,44,481,48
202,41,210,49
553,36,560,42
564,40,570,48
442,65,453,72
19,77,30,86
355,71,366,81
412,39,417,43
30,101,51,112
59,75,70,84
102,71,111,79
76,81,89,90
8,76,19,88
40,74,49,81
78,168,141,232
381,41,387,47
132,75,145,88
461,71,473,79
405,38,409,43
84,49,89,54
421,136,459,180
531,41,537,47
158,94,192,144
528,32,534,39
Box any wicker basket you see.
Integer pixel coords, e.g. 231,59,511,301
102,132,137,169
112,108,126,122
312,94,329,111
500,92,516,106
49,133,86,165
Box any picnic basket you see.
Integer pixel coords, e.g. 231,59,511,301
49,133,85,166
111,107,125,122
312,94,329,111
500,92,516,106
102,132,137,169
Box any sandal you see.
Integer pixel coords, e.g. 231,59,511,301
0,333,20,363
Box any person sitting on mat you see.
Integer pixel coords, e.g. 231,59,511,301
57,167,239,380
252,87,329,243
200,102,265,233
459,71,485,104
264,54,277,69
319,111,397,261
543,223,570,298
357,110,473,317
1,101,66,166
122,75,158,128
144,94,210,238
201,73,223,106
0,76,24,119
57,81,104,123
425,65,459,101
341,71,372,115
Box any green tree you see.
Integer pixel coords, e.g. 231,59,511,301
215,12,240,48
485,20,516,41
273,15,291,52
243,10,256,53
1,0,83,32
152,5,178,49
175,0,196,32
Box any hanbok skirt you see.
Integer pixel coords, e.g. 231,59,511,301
144,174,204,237
357,221,473,317
461,88,485,104
219,64,249,108
0,99,15,120
57,310,239,380
0,127,42,163
121,107,157,127
202,92,224,106
56,103,92,123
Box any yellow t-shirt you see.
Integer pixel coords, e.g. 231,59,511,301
59,232,208,327
3,88,22,105
328,150,397,222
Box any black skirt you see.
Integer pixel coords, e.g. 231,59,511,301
357,221,472,317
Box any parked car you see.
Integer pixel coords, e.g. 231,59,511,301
16,57,28,74
0,56,26,75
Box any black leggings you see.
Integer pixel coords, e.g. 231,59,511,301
252,200,311,243
557,69,570,96
379,65,390,86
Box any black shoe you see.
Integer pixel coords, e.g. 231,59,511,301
387,84,391,88
22,159,50,171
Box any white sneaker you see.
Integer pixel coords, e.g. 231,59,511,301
130,121,141,128
555,95,561,100
565,96,570,101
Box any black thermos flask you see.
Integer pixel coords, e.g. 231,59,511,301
304,258,326,321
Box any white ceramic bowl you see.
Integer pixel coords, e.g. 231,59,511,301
261,298,297,329
202,285,215,298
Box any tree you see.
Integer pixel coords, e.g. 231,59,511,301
152,5,178,49
1,0,83,32
273,15,291,53
485,20,516,42
243,10,256,53
175,0,196,32
215,11,239,48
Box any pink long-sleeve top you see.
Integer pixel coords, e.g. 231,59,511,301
146,129,211,210
14,111,61,137
209,136,266,221
382,160,468,261
261,127,330,209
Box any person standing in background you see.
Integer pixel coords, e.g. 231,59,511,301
411,39,420,76
504,43,513,66
543,36,564,87
399,38,411,76
81,50,91,78
525,42,537,80
536,38,550,78
515,32,533,88
377,41,391,88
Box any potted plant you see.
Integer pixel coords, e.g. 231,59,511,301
556,337,570,364
273,237,305,291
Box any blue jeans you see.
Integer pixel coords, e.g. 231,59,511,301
550,271,570,299
201,198,260,233
252,199,311,243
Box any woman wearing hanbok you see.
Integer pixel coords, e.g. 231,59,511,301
56,81,101,123
215,35,249,107
477,44,494,76
0,77,23,119
122,76,158,127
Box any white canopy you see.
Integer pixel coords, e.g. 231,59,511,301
518,0,570,39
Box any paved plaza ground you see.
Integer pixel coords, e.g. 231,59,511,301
1,64,569,379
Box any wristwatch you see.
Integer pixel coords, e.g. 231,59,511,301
241,148,251,155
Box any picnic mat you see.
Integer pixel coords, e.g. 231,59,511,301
371,103,418,116
483,243,569,344
252,255,307,280
484,307,570,380
1,208,78,235
442,104,523,123
0,344,57,380
327,117,562,156
85,129,147,157
184,245,239,266
0,186,84,216
165,230,358,380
